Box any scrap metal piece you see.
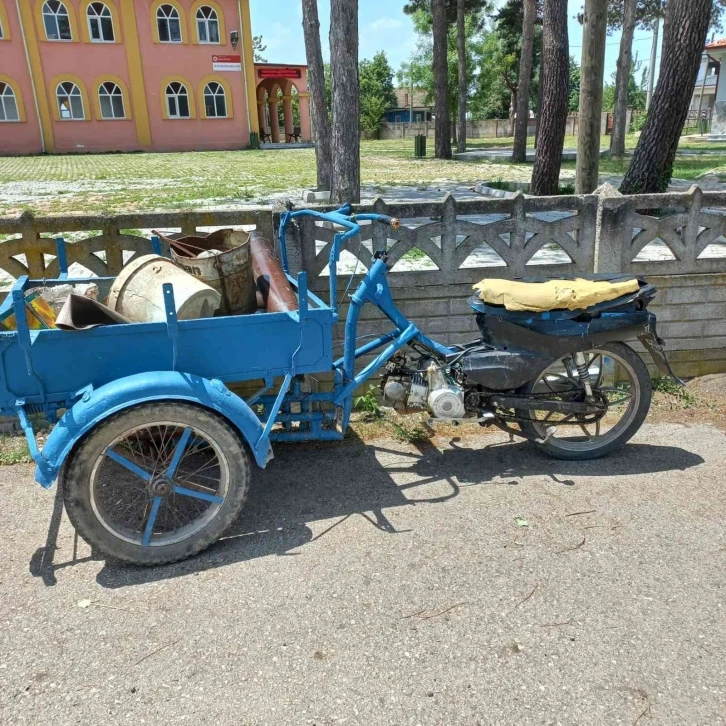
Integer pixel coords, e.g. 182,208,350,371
249,231,299,313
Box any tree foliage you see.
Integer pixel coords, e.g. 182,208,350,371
581,0,725,32
568,56,581,113
399,9,485,120
403,0,490,27
360,52,398,112
359,52,398,136
467,1,545,121
253,35,267,63
601,61,648,112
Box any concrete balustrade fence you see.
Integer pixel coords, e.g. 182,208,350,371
1,185,725,378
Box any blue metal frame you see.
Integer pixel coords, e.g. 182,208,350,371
4,207,458,488
262,205,458,433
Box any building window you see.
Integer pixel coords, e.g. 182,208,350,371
203,82,226,118
43,1,72,41
166,82,190,118
0,82,19,122
0,18,4,40
99,82,125,119
157,4,182,43
87,2,114,42
196,6,220,44
57,81,84,120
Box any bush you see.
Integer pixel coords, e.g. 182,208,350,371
630,113,647,133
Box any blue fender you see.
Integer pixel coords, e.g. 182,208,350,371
35,371,272,488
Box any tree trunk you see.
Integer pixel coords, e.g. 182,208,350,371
508,91,517,137
620,0,711,194
513,0,536,163
432,0,451,159
302,0,332,190
610,0,636,158
576,0,608,194
531,0,569,196
329,0,360,203
456,0,467,154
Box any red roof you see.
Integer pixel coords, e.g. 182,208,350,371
706,38,726,50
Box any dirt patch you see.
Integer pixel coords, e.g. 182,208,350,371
648,376,726,430
687,373,726,399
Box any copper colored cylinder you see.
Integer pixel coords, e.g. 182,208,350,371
249,231,299,313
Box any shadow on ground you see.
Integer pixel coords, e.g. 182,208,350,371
29,433,704,589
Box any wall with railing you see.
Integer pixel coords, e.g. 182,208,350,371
1,185,725,378
381,110,634,141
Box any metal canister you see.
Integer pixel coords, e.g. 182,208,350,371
161,229,257,316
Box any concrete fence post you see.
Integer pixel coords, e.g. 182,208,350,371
254,210,275,241
684,184,704,267
510,192,528,278
103,227,124,275
441,193,458,283
593,183,628,274
22,229,45,279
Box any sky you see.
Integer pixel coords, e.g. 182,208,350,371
249,1,671,87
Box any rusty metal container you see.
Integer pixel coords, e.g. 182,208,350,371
158,229,256,316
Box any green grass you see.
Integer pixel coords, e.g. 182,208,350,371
1,135,726,216
652,377,699,407
0,435,32,465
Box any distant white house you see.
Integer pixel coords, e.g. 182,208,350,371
691,50,720,113
697,39,726,139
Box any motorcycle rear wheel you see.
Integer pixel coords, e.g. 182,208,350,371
519,342,652,461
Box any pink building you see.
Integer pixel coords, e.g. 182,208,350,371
0,0,311,155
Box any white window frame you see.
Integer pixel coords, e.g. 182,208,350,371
0,83,20,122
87,2,115,43
56,82,85,120
196,6,220,44
157,4,182,43
203,82,227,118
43,0,73,41
99,82,125,119
166,82,190,118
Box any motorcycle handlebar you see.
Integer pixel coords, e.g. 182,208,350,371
372,215,401,231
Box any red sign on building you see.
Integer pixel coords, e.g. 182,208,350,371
257,67,302,80
212,55,242,72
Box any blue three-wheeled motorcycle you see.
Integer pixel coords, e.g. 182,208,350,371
0,205,681,565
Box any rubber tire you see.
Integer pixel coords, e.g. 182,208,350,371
62,402,251,566
519,342,652,461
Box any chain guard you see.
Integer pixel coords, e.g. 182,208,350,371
484,390,610,426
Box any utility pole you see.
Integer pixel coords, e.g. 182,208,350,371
646,17,661,110
695,53,708,135
576,0,608,194
410,75,414,125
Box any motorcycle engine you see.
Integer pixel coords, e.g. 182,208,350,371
381,354,465,419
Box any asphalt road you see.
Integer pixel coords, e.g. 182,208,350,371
0,423,724,726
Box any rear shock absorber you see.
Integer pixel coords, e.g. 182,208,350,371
573,352,594,397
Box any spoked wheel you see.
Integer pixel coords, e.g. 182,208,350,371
62,402,250,565
519,342,652,461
